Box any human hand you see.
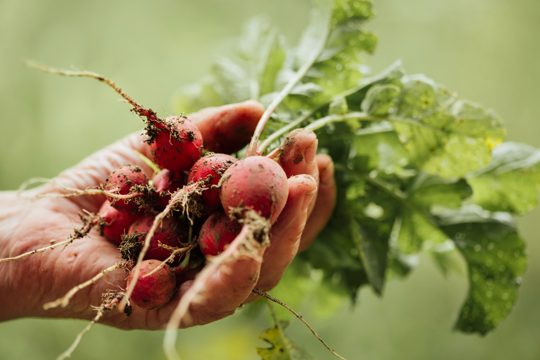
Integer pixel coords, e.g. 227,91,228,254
0,101,336,329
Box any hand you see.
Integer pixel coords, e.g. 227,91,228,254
0,101,336,329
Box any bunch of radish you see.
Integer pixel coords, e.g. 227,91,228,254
3,64,350,360
96,113,288,310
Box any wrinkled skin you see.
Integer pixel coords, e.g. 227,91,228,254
0,101,336,329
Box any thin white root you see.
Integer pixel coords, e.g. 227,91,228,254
43,263,122,310
28,187,143,201
163,210,270,360
26,60,163,123
55,291,123,360
254,288,348,360
119,182,207,312
145,245,194,278
0,238,69,264
26,61,142,111
16,177,52,193
56,310,103,360
173,180,207,224
0,212,98,264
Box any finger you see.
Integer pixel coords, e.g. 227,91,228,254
278,129,319,219
278,129,319,180
175,256,259,327
254,175,317,291
299,154,336,251
190,100,264,154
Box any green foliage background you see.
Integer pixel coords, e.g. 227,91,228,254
0,0,538,359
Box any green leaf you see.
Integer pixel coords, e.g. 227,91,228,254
363,75,506,178
174,17,287,112
211,58,254,102
302,210,369,300
410,175,472,209
430,246,464,277
391,175,470,259
469,142,540,214
339,176,402,295
437,206,527,335
350,219,386,294
361,84,401,116
293,0,333,67
352,124,409,174
174,77,225,114
331,0,373,24
394,209,448,254
388,175,471,255
257,321,310,360
234,18,288,100
283,0,376,111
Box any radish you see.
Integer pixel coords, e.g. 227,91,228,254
198,212,241,257
98,201,138,246
187,153,237,210
127,260,176,310
152,169,184,210
220,156,288,223
128,216,186,262
104,165,148,212
148,116,203,176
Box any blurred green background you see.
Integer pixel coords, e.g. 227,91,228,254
1,0,539,359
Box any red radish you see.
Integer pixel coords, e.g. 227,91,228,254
187,153,237,210
152,169,184,210
220,156,288,223
128,216,185,262
104,165,148,212
198,212,241,257
98,201,138,246
127,260,176,310
148,116,203,175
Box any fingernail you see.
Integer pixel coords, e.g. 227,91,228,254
318,157,334,186
298,175,317,200
304,139,317,164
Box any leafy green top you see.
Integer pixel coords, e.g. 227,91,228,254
175,0,539,338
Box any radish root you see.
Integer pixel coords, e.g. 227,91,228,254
145,244,194,278
43,262,124,310
29,187,144,201
56,290,123,360
16,177,53,193
25,60,162,124
0,211,98,264
254,288,348,360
